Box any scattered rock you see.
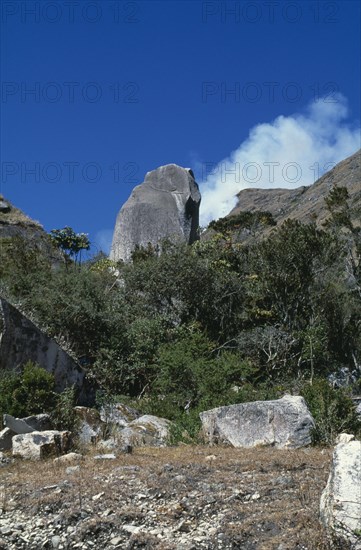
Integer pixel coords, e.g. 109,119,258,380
53,452,83,465
110,164,201,262
200,395,315,449
12,430,71,459
320,438,361,549
94,453,116,460
65,465,80,475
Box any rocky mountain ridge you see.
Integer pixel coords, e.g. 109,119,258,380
226,149,361,233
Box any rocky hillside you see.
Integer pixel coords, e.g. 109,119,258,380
0,195,61,264
226,148,360,233
0,196,44,236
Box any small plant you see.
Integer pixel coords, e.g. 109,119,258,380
51,386,78,431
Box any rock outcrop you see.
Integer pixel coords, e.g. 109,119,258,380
203,149,361,242
0,297,85,396
230,149,361,227
110,164,201,262
200,395,315,449
320,436,361,549
0,194,62,264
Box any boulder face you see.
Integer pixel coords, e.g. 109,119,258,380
200,395,315,449
3,414,52,434
110,164,201,262
12,430,71,459
0,297,85,397
320,438,361,549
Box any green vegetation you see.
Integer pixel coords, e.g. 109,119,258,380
0,189,360,444
209,210,276,236
0,362,56,420
50,226,90,263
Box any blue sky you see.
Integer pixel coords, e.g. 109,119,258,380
1,0,360,254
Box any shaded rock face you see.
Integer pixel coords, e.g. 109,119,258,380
200,395,315,449
0,194,63,265
110,164,201,262
0,297,86,398
0,427,15,451
320,438,361,549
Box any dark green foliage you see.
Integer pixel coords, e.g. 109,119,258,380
50,226,90,262
302,379,361,445
209,210,276,235
0,186,360,442
51,386,78,431
0,362,56,420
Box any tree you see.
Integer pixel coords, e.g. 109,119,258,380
50,227,90,263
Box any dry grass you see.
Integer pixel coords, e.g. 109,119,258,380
0,445,338,549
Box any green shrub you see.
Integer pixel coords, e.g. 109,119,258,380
51,386,78,431
0,361,56,421
302,378,361,445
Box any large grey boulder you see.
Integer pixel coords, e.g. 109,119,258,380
100,402,140,427
320,437,361,549
110,164,201,262
3,414,52,434
112,414,172,448
0,297,86,397
74,406,105,444
200,395,315,449
12,430,71,459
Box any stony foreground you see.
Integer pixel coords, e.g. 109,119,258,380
0,446,337,549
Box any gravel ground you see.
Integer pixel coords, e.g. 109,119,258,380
0,445,336,550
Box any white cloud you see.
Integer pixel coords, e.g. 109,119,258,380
199,95,361,225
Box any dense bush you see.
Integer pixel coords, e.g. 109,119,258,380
0,188,360,443
301,379,361,445
0,362,56,421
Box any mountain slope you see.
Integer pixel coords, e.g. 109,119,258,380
227,149,360,230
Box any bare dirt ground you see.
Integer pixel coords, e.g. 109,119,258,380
0,445,337,550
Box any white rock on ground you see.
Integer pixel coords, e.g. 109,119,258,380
12,431,71,459
320,438,361,549
200,395,315,449
118,414,172,447
53,452,83,465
